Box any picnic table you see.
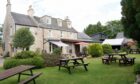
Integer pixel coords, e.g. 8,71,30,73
129,49,140,54
102,53,135,65
0,65,41,84
58,57,88,74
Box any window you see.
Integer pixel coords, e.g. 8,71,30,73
61,31,62,37
60,31,64,38
41,16,51,24
57,19,62,27
67,21,72,28
48,30,52,38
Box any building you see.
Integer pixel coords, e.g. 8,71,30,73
102,38,125,50
90,32,108,43
3,0,92,56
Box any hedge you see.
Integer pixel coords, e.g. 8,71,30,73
3,56,44,69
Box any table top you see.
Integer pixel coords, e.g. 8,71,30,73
0,65,35,81
108,53,127,56
60,57,83,61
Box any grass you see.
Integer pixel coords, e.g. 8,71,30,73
0,54,140,84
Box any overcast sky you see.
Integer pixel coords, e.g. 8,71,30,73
0,0,122,32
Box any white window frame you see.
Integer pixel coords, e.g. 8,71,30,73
57,19,62,27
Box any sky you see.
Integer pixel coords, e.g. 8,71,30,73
0,0,122,32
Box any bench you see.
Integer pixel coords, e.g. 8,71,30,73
119,57,135,65
102,56,110,64
0,65,35,82
134,74,140,84
19,73,42,84
59,57,89,74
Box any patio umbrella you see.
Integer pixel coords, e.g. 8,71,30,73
75,42,89,45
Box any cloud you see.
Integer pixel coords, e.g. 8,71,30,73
0,0,122,32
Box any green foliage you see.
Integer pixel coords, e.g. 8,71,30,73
87,43,103,57
3,51,45,69
102,44,113,54
42,52,61,67
134,63,140,74
84,20,123,38
14,51,38,59
105,20,124,38
12,27,35,50
121,0,140,44
3,56,44,69
84,21,105,36
3,52,10,58
53,47,62,55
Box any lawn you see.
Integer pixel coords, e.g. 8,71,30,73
0,54,140,84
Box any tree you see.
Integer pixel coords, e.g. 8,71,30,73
13,27,35,50
84,20,123,38
121,0,140,45
105,20,123,38
84,21,105,36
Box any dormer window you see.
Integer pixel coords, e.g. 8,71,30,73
57,19,62,27
41,16,51,24
67,21,72,28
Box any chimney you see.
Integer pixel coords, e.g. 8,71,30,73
65,16,72,28
6,0,11,13
27,5,35,17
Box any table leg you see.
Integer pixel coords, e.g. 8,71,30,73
30,69,36,83
30,69,33,76
59,65,61,70
84,65,88,71
67,67,71,74
18,73,21,82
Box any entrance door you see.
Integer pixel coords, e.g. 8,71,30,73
75,44,80,56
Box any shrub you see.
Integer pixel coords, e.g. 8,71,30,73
87,43,103,57
134,63,140,74
42,52,61,67
53,47,62,55
3,51,10,58
102,44,113,54
14,51,39,59
120,47,129,53
3,56,45,69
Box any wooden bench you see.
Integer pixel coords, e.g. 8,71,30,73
59,57,89,74
19,73,42,84
134,74,140,84
102,56,110,64
0,65,35,82
119,57,135,65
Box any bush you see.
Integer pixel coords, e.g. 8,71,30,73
53,48,62,55
42,52,61,67
3,52,10,58
102,44,113,54
3,51,45,69
87,43,103,57
134,63,140,74
14,51,39,59
3,56,45,69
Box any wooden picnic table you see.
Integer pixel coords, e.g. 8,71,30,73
107,53,135,65
58,57,88,74
0,65,35,82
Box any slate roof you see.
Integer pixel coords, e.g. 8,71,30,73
90,32,108,43
77,32,93,42
11,12,77,33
